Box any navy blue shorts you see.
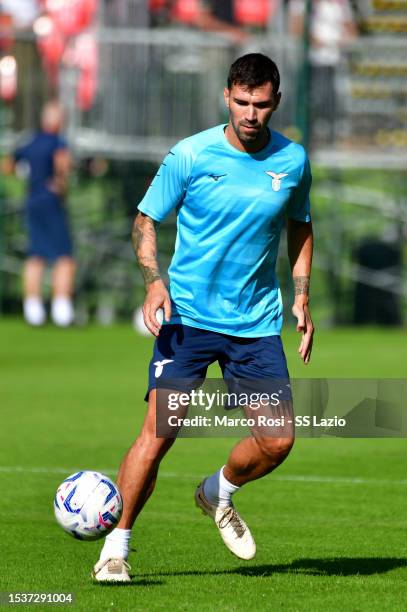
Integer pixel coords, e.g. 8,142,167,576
146,324,291,402
26,193,73,261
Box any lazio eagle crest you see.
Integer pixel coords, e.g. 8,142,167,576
265,171,288,192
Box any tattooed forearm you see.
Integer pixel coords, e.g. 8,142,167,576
293,276,310,296
132,213,161,288
286,219,313,299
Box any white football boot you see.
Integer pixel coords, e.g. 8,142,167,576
92,558,131,583
195,479,256,560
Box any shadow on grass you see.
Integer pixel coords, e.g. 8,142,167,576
138,557,407,579
234,557,407,577
96,579,164,588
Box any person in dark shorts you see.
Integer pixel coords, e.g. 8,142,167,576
14,100,75,326
93,53,314,582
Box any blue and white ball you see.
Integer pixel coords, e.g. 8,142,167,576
54,471,123,540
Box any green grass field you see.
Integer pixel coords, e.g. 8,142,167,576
1,320,407,611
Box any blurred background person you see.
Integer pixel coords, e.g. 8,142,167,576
12,100,76,327
288,0,358,145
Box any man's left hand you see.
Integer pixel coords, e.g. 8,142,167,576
292,299,314,364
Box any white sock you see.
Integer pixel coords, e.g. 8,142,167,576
99,528,132,562
23,297,46,326
51,296,74,327
203,466,240,508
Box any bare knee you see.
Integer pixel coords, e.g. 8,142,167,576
255,436,295,462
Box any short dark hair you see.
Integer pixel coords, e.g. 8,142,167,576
227,53,280,93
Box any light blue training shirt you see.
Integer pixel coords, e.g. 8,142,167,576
138,124,311,337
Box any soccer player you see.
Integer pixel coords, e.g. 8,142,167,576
93,53,314,582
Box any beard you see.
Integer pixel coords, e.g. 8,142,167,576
230,115,264,144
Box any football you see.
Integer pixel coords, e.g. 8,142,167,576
133,306,163,336
54,471,123,540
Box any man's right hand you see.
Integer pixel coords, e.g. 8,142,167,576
142,279,171,337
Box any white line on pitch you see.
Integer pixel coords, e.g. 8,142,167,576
0,466,405,486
